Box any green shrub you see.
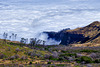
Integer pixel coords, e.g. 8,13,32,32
29,61,32,64
56,64,65,66
74,65,80,67
75,56,93,63
94,59,100,63
47,61,51,64
48,56,58,61
45,48,49,51
57,57,64,61
48,65,55,67
80,49,98,53
60,53,76,57
61,50,68,53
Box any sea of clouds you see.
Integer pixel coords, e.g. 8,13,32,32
0,0,100,45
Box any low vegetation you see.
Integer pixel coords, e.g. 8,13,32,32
0,38,100,67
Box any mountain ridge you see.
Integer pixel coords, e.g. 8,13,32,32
44,21,100,45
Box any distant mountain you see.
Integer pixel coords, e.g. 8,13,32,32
44,21,100,45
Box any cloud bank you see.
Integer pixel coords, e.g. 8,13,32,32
0,0,100,45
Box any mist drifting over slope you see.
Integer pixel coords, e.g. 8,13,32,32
0,0,100,45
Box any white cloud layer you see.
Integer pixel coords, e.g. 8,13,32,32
0,0,100,44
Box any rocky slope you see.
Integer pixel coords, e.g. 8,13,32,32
44,21,100,45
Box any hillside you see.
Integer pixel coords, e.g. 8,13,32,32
0,39,51,65
44,21,100,45
67,21,100,43
1,39,100,67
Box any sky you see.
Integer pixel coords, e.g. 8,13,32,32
0,0,100,44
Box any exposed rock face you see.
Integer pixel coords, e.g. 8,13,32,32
44,28,89,45
44,21,100,45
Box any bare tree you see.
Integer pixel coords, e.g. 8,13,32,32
20,38,26,44
11,33,14,41
9,36,11,40
15,34,17,41
3,32,8,44
30,38,45,46
43,41,46,45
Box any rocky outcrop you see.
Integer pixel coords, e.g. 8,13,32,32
44,21,100,45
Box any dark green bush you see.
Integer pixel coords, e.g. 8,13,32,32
45,48,49,51
47,61,51,64
60,53,76,57
48,65,55,67
94,59,100,63
56,64,65,66
29,61,32,64
61,50,68,53
80,49,98,53
49,56,58,61
75,56,93,63
57,57,64,61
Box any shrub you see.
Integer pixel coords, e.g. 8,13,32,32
45,48,49,51
27,51,32,55
75,56,93,63
57,57,64,61
80,49,98,53
0,54,5,59
48,56,57,61
94,59,100,63
8,47,11,51
56,64,65,66
29,61,32,64
44,54,57,61
48,65,55,67
61,50,67,53
60,53,76,57
47,61,51,64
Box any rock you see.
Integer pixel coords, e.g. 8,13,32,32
28,51,32,55
16,48,20,52
19,64,24,67
81,61,86,64
14,54,20,59
68,57,74,61
44,54,50,59
52,51,59,58
10,56,15,60
36,54,41,57
89,53,97,58
0,54,5,59
30,52,36,56
87,64,92,67
21,56,28,60
76,53,83,57
8,47,11,51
